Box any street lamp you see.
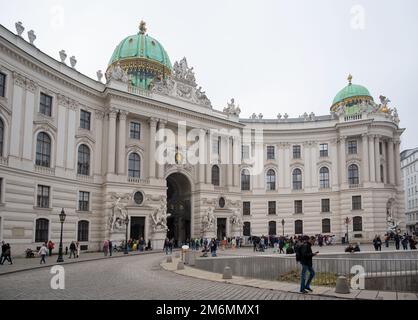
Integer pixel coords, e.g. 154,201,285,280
124,216,130,255
57,208,66,263
344,217,352,244
281,219,285,237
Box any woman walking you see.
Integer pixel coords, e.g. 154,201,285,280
38,243,48,264
103,239,109,256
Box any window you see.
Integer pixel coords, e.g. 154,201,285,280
0,118,3,156
242,145,250,160
37,185,50,208
267,146,275,160
379,142,383,155
268,201,276,215
128,153,141,178
348,140,357,154
211,165,220,186
269,221,277,236
319,167,330,188
243,202,251,216
243,222,251,236
77,144,90,176
320,144,328,157
321,199,330,213
40,93,52,117
0,178,3,203
0,72,5,97
293,145,301,159
80,110,91,130
78,221,89,242
213,137,221,156
352,196,362,210
294,200,303,214
130,122,141,140
292,168,302,190
294,220,303,235
35,132,51,167
348,164,359,185
78,191,90,212
241,169,250,191
353,216,363,232
266,169,276,190
380,165,384,183
322,219,331,233
35,218,49,243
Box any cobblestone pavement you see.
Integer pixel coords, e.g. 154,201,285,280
0,253,340,300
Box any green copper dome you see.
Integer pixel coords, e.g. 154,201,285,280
331,75,373,111
107,21,172,89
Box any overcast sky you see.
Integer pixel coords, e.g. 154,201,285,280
1,0,417,151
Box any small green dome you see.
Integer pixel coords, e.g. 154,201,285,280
107,21,171,89
331,75,373,111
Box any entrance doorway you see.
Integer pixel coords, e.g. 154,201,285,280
166,173,191,246
130,217,145,240
217,218,227,240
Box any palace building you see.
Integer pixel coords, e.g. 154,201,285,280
0,21,405,252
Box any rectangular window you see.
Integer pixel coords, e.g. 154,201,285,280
348,140,357,154
268,201,276,215
0,177,3,203
0,72,5,97
293,145,301,159
212,137,221,156
320,143,328,157
40,93,53,117
242,145,250,160
78,191,90,212
267,146,275,160
379,142,383,155
130,122,141,140
80,110,91,130
321,199,330,213
37,185,50,208
294,200,303,214
243,202,251,216
352,196,362,211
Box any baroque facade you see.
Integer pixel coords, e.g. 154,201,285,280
0,22,405,252
401,147,418,233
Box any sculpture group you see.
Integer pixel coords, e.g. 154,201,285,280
109,193,131,232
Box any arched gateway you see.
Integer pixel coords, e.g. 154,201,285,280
166,172,192,246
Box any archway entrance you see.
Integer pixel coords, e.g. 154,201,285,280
166,173,191,247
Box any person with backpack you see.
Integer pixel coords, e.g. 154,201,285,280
299,236,319,294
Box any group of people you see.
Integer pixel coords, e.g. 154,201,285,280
37,240,81,264
380,233,417,251
105,238,152,256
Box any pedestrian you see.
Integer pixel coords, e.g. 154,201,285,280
65,246,68,256
38,243,48,264
76,241,80,258
394,233,401,250
109,240,113,256
299,236,319,294
2,243,13,265
103,240,109,256
0,241,6,265
210,238,217,257
402,236,409,250
164,238,170,255
384,234,390,248
69,241,77,259
47,240,55,256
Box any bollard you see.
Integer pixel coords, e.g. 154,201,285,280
335,276,350,294
177,261,185,270
222,266,233,280
166,256,173,263
175,253,181,259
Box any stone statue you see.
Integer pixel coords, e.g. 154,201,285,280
151,199,171,232
309,112,316,121
59,50,67,63
230,209,243,228
202,207,216,232
70,56,77,68
284,113,289,120
96,70,103,82
27,30,36,45
258,113,263,119
15,21,24,37
109,62,128,83
109,193,131,232
223,98,241,116
277,113,282,120
250,113,257,119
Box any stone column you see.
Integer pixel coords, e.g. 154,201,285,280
361,134,369,183
382,140,387,183
206,130,212,184
304,142,311,187
375,136,381,183
330,139,339,187
278,143,286,188
148,117,158,179
117,111,128,175
388,139,395,184
227,137,233,187
198,129,206,183
157,120,167,179
368,136,376,182
233,135,241,187
339,137,346,184
107,108,117,174
394,139,401,186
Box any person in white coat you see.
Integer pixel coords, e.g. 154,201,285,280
38,244,48,264
76,241,81,258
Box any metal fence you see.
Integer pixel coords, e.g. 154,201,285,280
194,255,418,292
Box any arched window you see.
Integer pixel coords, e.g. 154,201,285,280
78,220,89,242
35,132,51,167
77,144,90,176
268,221,277,236
266,169,276,191
294,220,303,235
35,218,49,243
0,118,4,157
322,218,331,233
128,153,141,178
211,165,220,186
348,164,359,185
353,216,363,232
319,167,330,188
292,168,302,190
241,169,250,191
243,222,251,237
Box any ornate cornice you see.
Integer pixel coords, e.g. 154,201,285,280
25,79,37,93
57,94,79,110
94,110,105,120
13,71,25,88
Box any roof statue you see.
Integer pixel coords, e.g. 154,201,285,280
139,20,147,34
223,98,241,116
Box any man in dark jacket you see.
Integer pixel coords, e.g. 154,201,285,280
299,236,319,293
